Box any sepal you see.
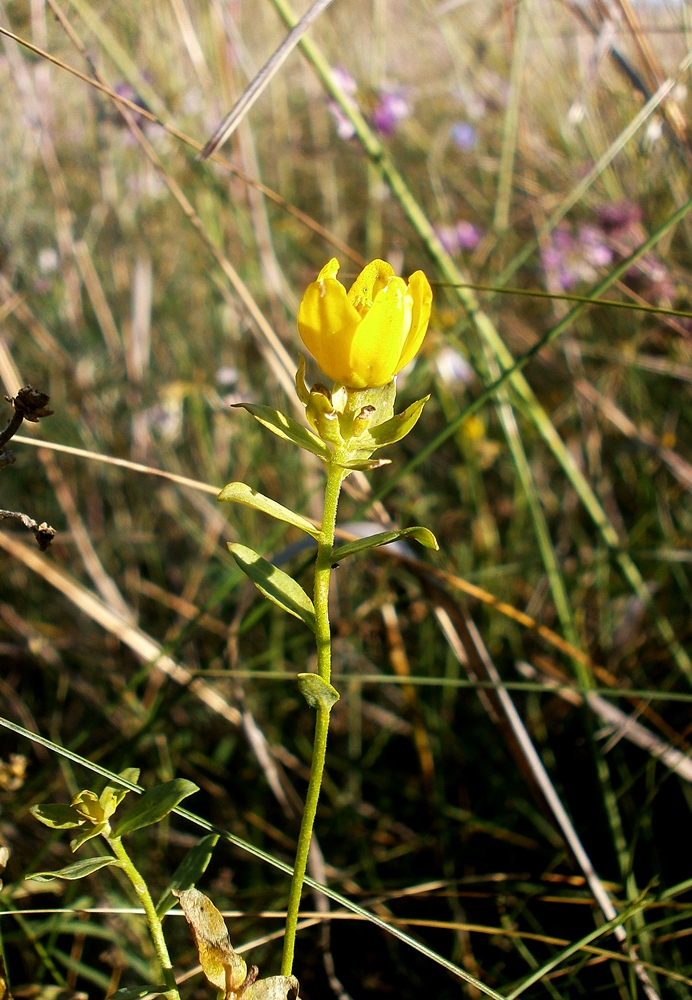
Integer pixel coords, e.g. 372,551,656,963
367,395,430,449
233,403,331,460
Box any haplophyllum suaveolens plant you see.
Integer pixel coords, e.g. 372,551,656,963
29,774,301,1000
26,260,435,1000
218,257,438,976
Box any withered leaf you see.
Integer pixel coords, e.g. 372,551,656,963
173,887,248,996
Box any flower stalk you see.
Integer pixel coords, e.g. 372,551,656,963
281,460,344,976
108,834,181,1000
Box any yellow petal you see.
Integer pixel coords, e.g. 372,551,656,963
395,270,432,374
347,259,395,317
297,276,361,383
317,257,341,282
348,277,411,388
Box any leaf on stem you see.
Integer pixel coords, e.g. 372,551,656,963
30,803,82,829
156,833,219,917
217,483,320,539
297,673,340,711
174,887,248,995
233,403,330,460
331,526,439,562
228,543,316,632
27,856,121,881
111,779,199,838
335,457,391,471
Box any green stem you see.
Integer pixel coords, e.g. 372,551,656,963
281,461,344,977
108,834,180,1000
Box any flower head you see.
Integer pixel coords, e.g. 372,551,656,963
372,89,411,137
451,121,477,150
297,258,432,389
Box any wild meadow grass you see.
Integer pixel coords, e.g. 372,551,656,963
0,0,692,996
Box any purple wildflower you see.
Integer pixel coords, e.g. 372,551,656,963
435,220,481,255
595,201,642,236
327,66,357,140
451,121,476,150
372,89,411,137
578,225,613,268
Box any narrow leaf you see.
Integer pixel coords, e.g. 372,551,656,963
112,779,199,838
332,526,439,562
30,803,82,829
335,457,391,471
28,856,120,882
108,987,167,1000
218,482,319,539
233,403,330,459
228,543,316,631
156,833,219,917
368,395,430,448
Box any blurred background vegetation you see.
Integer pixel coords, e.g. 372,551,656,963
1,0,692,996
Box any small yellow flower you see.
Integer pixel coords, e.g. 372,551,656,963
297,258,433,389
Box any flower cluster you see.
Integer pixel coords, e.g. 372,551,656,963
542,201,673,301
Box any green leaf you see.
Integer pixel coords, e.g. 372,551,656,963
99,767,141,818
332,526,439,562
70,821,108,852
30,803,82,829
228,543,316,631
367,395,430,448
233,403,330,460
111,779,199,838
108,987,168,1000
297,673,340,712
217,482,320,539
156,833,219,917
28,856,120,882
335,457,391,471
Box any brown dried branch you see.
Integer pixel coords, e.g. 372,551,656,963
0,510,56,551
0,385,56,549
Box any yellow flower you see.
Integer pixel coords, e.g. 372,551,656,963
297,258,433,389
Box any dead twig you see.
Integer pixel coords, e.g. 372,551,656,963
0,385,56,550
0,510,55,552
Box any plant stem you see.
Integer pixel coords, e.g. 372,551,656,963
281,461,344,977
108,834,180,1000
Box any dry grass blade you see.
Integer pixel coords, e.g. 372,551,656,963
199,0,337,158
577,379,692,494
0,531,241,726
431,598,661,998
